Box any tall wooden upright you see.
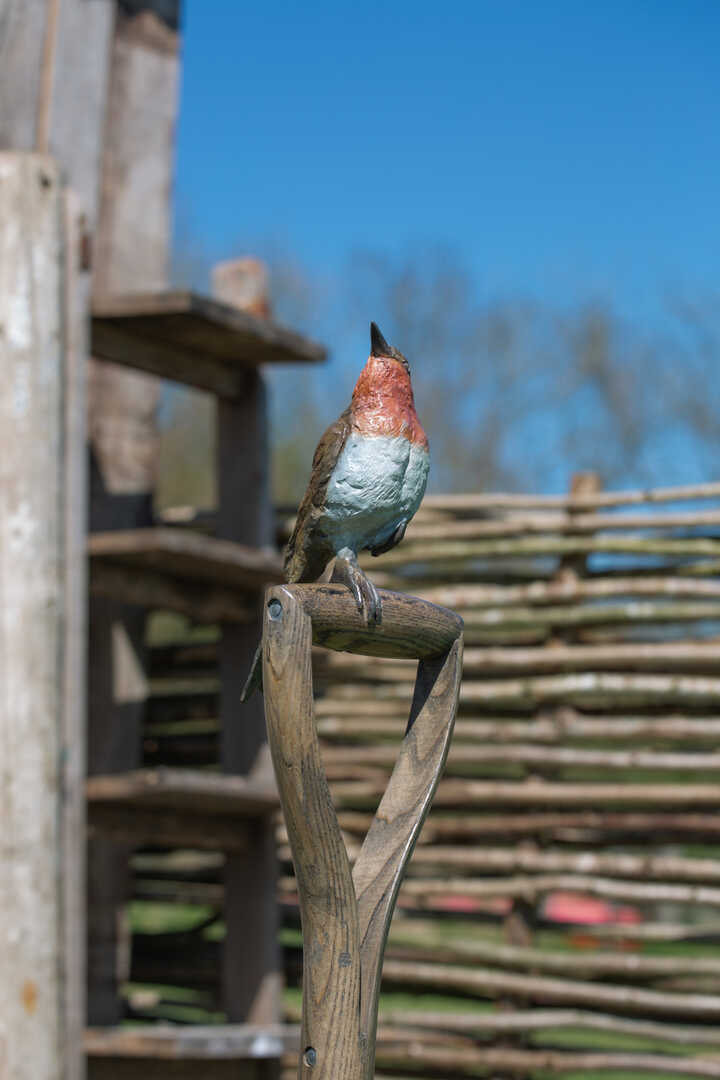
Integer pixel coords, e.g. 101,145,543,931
0,153,87,1080
213,259,282,1026
86,1,181,1023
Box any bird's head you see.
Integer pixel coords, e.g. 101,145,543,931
370,322,410,375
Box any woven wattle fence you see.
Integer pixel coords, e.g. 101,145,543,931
134,479,720,1077
279,479,720,1078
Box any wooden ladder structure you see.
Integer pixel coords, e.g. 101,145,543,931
0,3,324,1077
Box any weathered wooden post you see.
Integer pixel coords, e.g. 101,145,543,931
212,258,282,1026
262,583,463,1079
86,1,181,1024
0,152,87,1080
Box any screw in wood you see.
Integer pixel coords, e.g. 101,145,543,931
302,1046,317,1068
268,597,283,620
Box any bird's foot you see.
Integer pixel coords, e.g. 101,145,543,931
331,549,382,625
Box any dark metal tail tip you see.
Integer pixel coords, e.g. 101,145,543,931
370,321,392,357
240,641,264,701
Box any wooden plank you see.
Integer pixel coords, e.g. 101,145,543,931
0,0,52,148
88,1061,274,1079
45,0,115,219
85,1024,298,1060
89,527,283,589
60,187,90,1080
93,8,178,294
0,0,114,217
90,562,254,623
371,533,720,566
3,0,117,1049
0,152,83,1080
405,505,720,539
86,768,278,816
213,260,281,1028
91,290,326,394
86,4,182,1030
89,805,249,852
421,481,720,512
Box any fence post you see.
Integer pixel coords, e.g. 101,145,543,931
213,258,282,1026
0,152,87,1080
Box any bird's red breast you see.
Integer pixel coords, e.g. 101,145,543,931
350,356,429,449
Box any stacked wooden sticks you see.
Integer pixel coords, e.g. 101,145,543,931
282,479,720,1078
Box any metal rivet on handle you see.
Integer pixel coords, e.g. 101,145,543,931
303,1046,317,1068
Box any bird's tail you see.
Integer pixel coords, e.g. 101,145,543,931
240,639,263,701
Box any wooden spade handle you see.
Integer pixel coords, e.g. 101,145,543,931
261,584,463,1079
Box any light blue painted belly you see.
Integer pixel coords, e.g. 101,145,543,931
321,433,429,553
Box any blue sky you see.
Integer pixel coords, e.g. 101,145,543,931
175,1,719,318
171,2,720,494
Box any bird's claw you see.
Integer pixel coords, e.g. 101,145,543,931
331,551,382,626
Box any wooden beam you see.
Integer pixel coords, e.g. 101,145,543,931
88,806,250,853
213,260,282,1028
86,3,182,1028
0,0,115,216
88,1061,275,1079
90,562,254,624
91,291,326,394
60,185,91,1080
89,527,283,588
0,0,52,149
93,8,179,295
85,1024,298,1060
86,768,278,816
421,481,720,512
0,152,86,1080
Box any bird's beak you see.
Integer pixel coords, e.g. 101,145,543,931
370,321,392,357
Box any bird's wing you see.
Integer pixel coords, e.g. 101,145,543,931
284,406,352,582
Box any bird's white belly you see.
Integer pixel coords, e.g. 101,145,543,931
321,433,429,552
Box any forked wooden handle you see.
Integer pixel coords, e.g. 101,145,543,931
262,584,463,1080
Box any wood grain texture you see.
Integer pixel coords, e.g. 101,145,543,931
0,152,78,1079
86,1,180,1027
88,1062,272,1080
86,767,278,815
85,1023,297,1060
262,584,463,1079
89,527,283,588
295,583,463,659
45,0,114,221
378,1006,720,1046
213,259,281,1028
91,290,326,394
379,958,720,1019
60,185,90,1080
93,9,178,295
263,590,363,1080
420,481,720,511
373,533,720,565
0,0,49,148
90,562,254,623
88,805,251,852
353,638,462,1077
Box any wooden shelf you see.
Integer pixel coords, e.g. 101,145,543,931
88,768,277,851
89,527,283,621
85,1023,299,1061
87,767,278,816
91,290,326,397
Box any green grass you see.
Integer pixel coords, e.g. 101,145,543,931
146,610,219,646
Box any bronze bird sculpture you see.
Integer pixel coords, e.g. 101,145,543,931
241,321,428,700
